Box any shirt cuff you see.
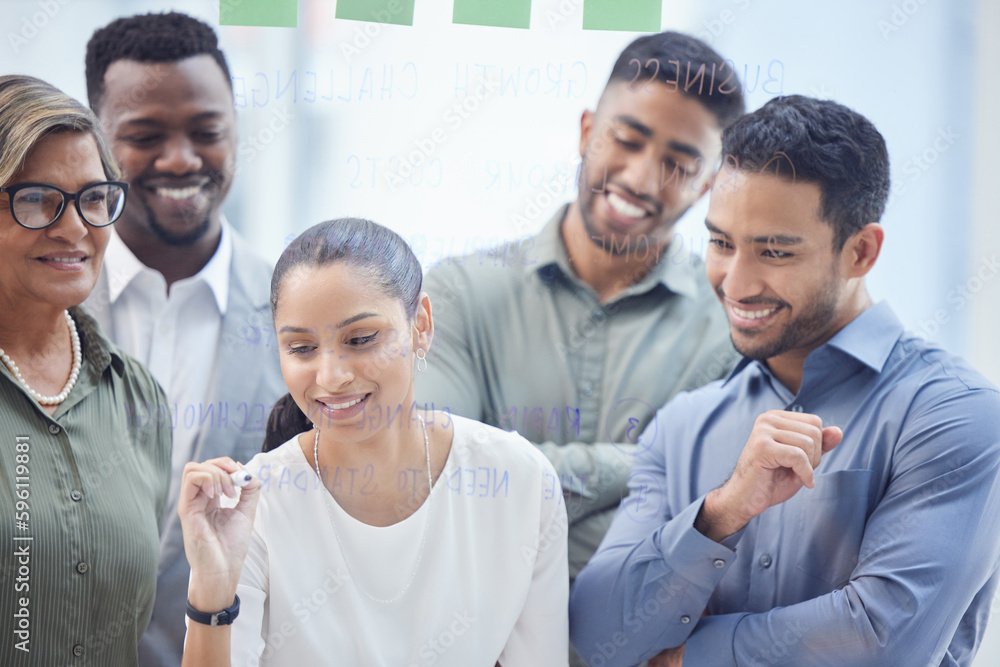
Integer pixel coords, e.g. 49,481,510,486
654,495,740,583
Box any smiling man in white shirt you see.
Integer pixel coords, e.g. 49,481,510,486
82,12,286,667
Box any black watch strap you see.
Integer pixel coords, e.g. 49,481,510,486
186,595,240,626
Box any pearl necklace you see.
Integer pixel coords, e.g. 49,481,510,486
312,414,433,604
0,310,81,405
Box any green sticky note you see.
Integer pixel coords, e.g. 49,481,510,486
335,0,415,26
582,0,660,32
220,0,298,27
453,0,531,29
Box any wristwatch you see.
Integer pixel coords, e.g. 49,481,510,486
186,595,240,626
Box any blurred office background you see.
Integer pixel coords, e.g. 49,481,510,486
3,0,999,662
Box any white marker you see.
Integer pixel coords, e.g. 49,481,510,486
230,470,252,487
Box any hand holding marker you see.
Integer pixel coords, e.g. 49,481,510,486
230,469,252,488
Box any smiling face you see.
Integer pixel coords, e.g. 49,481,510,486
275,262,431,439
705,171,862,368
0,132,111,310
576,81,722,254
97,55,236,247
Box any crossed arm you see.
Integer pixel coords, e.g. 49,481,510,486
570,390,1000,666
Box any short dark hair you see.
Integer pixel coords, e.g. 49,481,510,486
606,31,745,129
85,11,233,113
263,218,424,451
721,95,890,250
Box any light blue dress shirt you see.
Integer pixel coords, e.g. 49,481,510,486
570,302,1000,666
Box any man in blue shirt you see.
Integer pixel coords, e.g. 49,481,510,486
569,95,1000,666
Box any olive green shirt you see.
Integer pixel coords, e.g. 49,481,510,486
0,306,171,666
416,205,737,578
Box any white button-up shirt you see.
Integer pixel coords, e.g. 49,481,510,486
101,222,232,489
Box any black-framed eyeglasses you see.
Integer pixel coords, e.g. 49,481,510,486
0,181,129,230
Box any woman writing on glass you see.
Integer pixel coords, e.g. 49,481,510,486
0,75,171,664
179,218,569,666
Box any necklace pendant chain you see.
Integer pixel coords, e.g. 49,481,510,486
0,310,81,405
312,413,433,604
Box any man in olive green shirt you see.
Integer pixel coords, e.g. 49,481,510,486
0,307,171,665
416,32,744,583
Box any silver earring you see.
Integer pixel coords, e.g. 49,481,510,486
415,348,427,372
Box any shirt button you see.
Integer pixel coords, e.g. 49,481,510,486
75,561,89,574
70,490,83,502
790,404,804,412
48,423,61,435
73,644,85,657
713,558,726,568
680,615,691,624
759,554,773,568
581,381,594,396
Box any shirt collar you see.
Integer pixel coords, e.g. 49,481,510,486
199,220,232,315
102,218,233,315
724,301,903,385
0,307,125,419
70,305,125,377
531,205,573,276
821,300,901,372
102,228,146,304
532,203,701,300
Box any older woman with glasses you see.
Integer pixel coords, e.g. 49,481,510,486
0,75,171,665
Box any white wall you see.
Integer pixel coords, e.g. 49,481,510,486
970,0,1000,663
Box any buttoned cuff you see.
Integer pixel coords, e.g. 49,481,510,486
654,495,740,583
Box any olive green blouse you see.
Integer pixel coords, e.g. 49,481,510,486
0,306,171,666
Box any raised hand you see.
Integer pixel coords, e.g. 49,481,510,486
178,457,262,612
696,410,842,542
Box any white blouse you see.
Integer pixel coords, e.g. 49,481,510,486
228,415,569,666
